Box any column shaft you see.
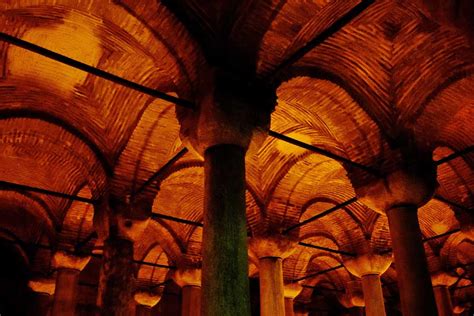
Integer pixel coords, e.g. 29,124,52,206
97,237,134,316
202,144,250,316
182,286,201,316
51,268,80,316
284,297,295,316
361,274,386,316
386,205,438,316
30,292,52,316
136,304,152,316
433,286,453,316
259,257,285,316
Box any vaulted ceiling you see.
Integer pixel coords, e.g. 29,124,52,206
0,0,472,312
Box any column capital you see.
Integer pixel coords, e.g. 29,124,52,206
284,283,303,299
453,305,466,314
354,155,437,214
94,194,150,242
52,251,90,271
177,69,276,156
173,268,202,287
431,271,457,287
134,290,162,308
344,253,392,278
249,235,298,260
28,278,56,295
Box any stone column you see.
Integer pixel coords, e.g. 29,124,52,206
356,163,439,316
173,268,202,316
95,196,150,316
432,272,457,316
386,205,438,316
134,290,162,316
51,251,90,316
28,278,55,316
177,70,276,316
97,236,134,315
344,254,391,316
249,236,297,316
284,283,303,316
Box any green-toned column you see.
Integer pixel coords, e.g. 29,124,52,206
177,69,276,316
203,144,250,316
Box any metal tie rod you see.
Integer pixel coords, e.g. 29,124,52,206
269,131,379,175
0,180,96,204
283,197,357,233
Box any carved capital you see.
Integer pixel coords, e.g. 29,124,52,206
28,278,55,295
284,283,303,299
344,253,392,278
177,69,276,156
93,194,150,242
134,290,162,307
52,251,90,271
173,268,202,287
249,235,298,260
356,163,437,214
431,271,457,287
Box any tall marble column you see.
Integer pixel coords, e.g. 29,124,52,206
344,254,391,316
28,278,55,316
355,160,439,316
95,197,150,316
177,69,276,316
51,251,90,316
249,236,297,316
173,268,202,316
432,272,457,316
284,283,303,316
134,290,162,316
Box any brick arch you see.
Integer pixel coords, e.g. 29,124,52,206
136,243,171,289
0,116,107,223
58,185,95,251
415,76,474,156
0,0,203,96
288,0,474,141
0,190,55,240
0,228,31,267
299,196,366,255
112,96,182,200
